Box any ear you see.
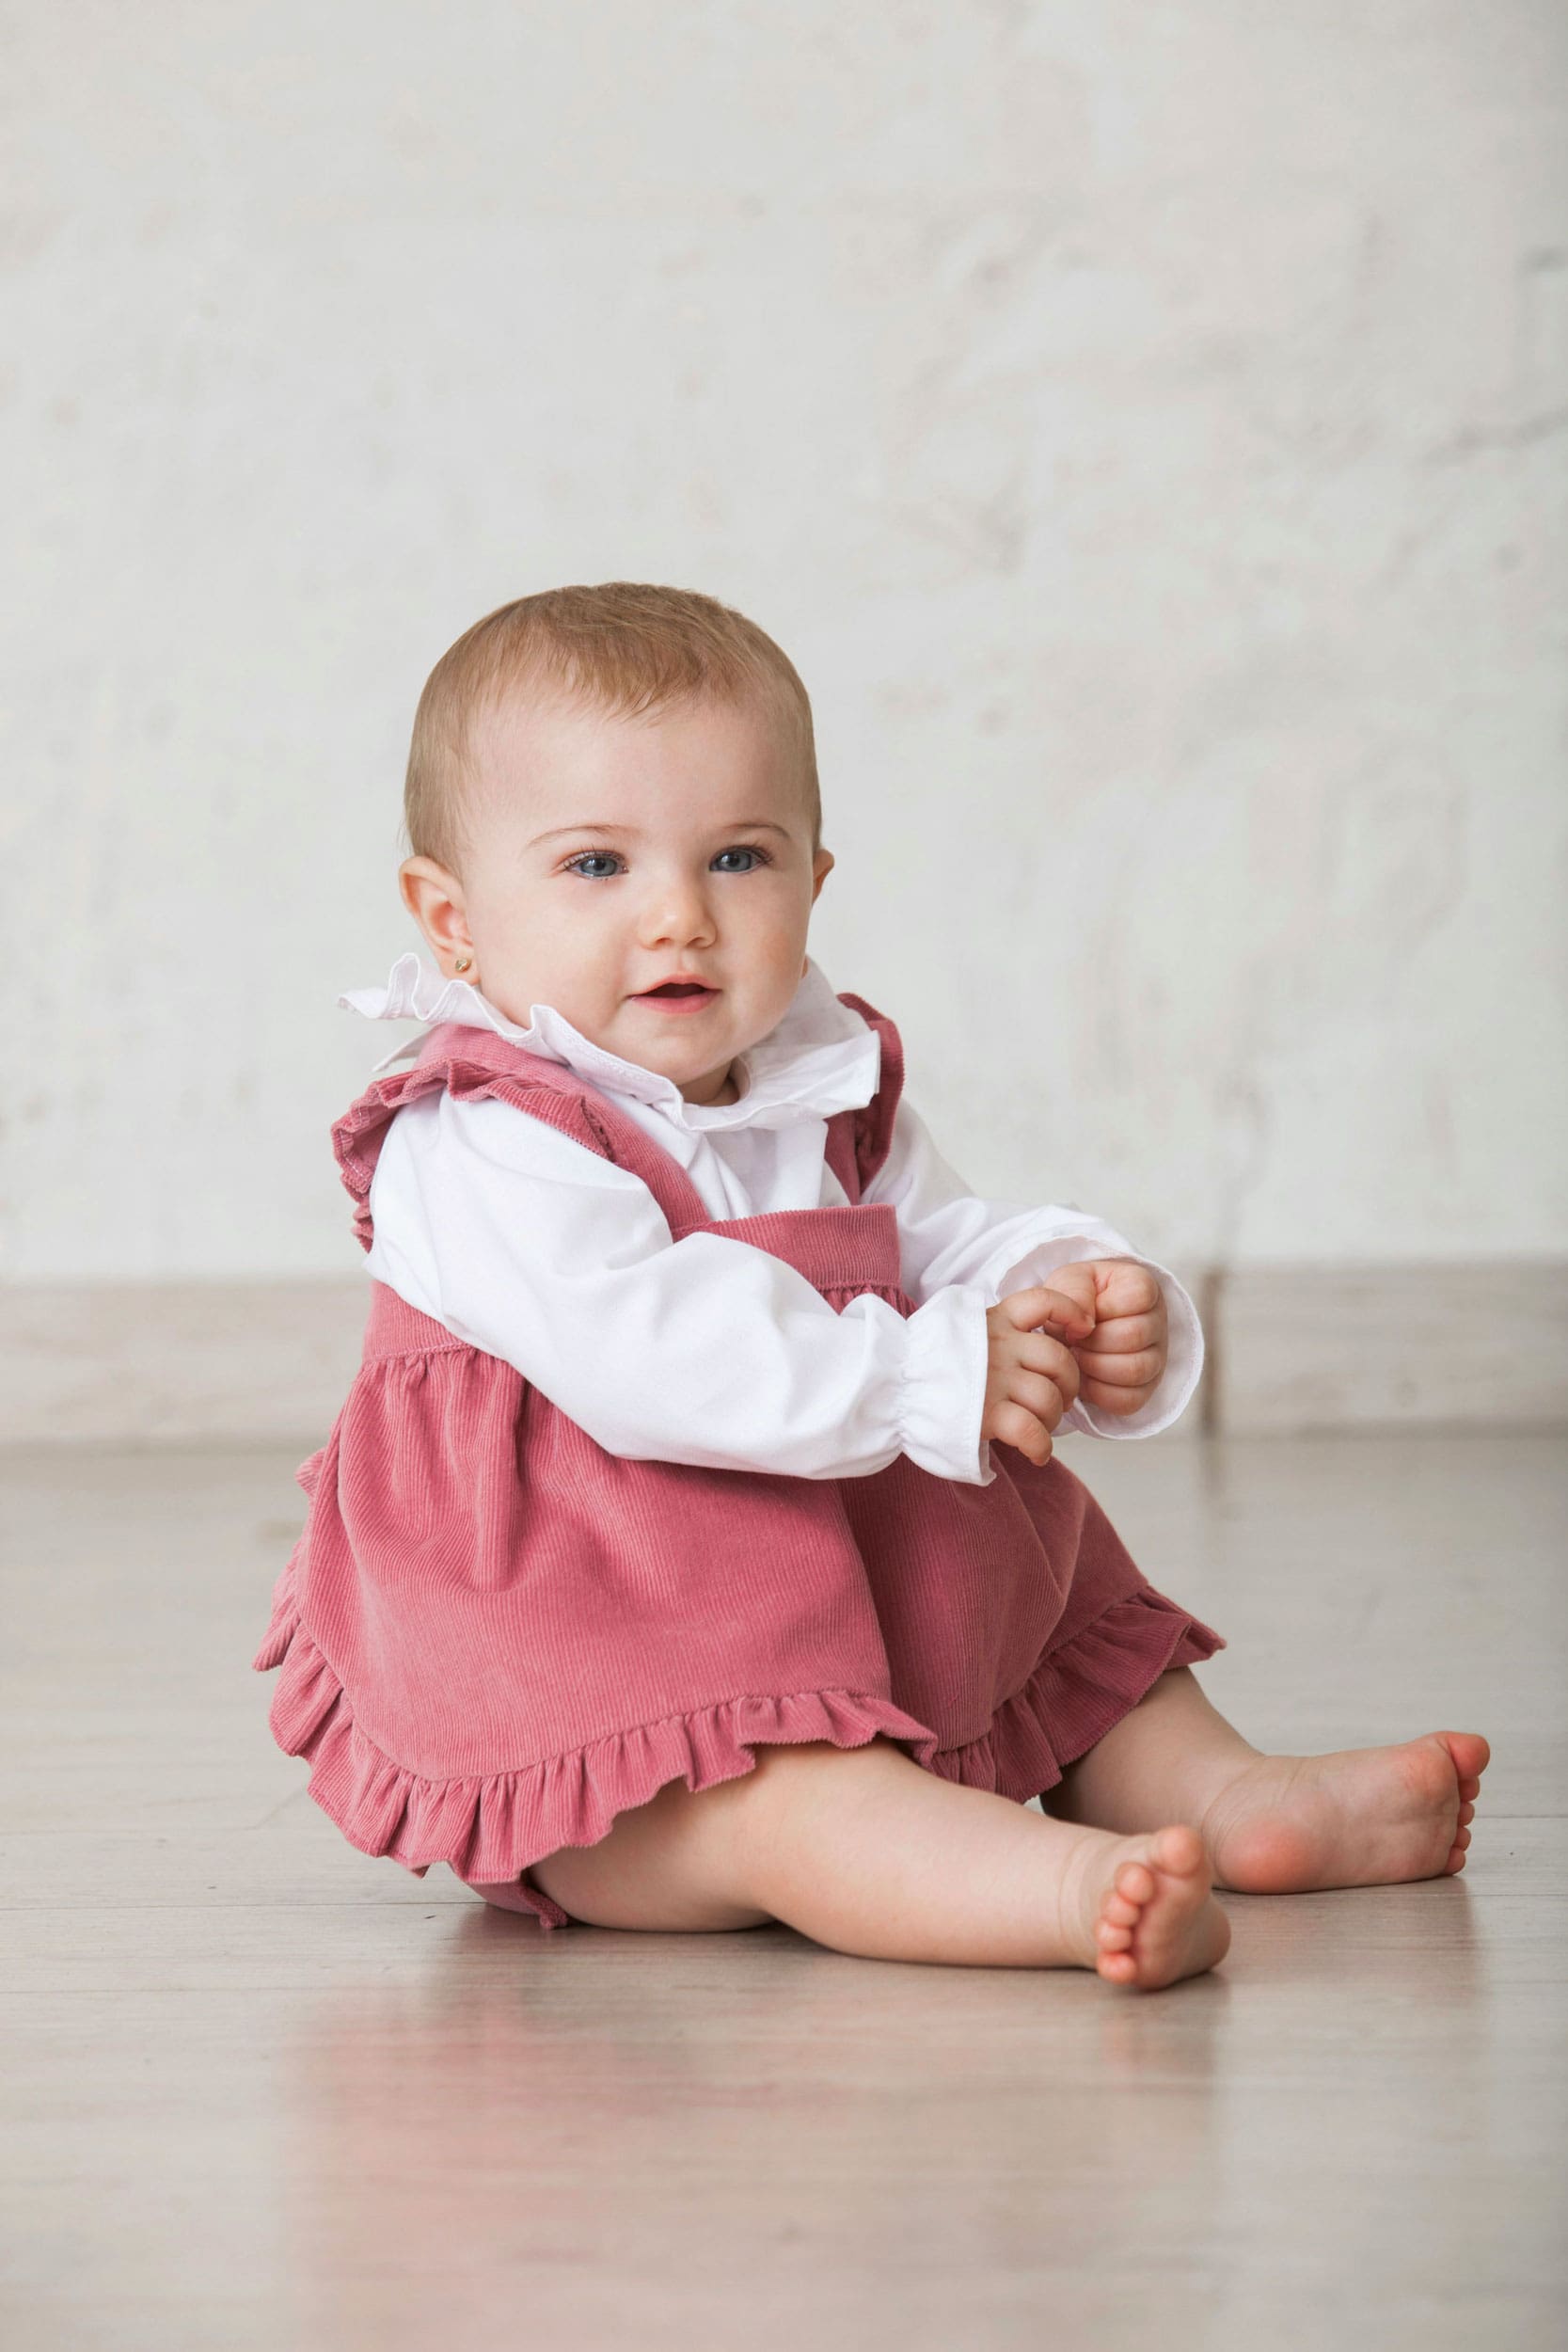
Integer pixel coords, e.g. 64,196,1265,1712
398,856,476,980
810,846,834,905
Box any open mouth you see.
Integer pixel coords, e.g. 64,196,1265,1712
635,981,720,1016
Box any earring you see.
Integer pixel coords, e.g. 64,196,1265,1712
454,957,472,974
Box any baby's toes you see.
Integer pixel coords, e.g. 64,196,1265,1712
1458,1778,1482,1804
1443,1732,1490,1785
1093,1863,1155,1979
1113,1860,1156,1909
1148,1823,1208,1878
1458,1800,1476,1826
1094,1826,1224,1991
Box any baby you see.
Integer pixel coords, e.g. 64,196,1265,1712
254,580,1488,1990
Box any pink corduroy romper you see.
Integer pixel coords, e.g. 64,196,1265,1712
253,987,1224,1928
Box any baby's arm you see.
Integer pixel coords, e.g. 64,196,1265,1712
862,1097,1205,1445
364,1089,994,1484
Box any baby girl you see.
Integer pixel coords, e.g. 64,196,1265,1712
254,580,1489,1990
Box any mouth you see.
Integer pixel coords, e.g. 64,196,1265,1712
634,981,721,1013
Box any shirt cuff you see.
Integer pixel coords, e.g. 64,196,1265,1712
897,1282,995,1485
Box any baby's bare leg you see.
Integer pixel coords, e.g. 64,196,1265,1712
535,1736,1229,1989
530,1768,777,1931
1046,1665,1489,1894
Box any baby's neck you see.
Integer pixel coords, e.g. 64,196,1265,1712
679,1057,745,1108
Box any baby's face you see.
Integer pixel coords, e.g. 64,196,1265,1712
400,690,834,1107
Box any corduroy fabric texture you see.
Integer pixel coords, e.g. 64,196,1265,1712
253,990,1224,1928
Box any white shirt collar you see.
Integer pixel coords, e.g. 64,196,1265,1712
337,951,882,1133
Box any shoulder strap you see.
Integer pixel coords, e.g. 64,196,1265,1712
832,992,905,1200
330,1021,709,1251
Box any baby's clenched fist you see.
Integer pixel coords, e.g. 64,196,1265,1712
980,1284,1095,1468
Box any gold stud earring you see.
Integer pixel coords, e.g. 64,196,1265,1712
454,957,472,974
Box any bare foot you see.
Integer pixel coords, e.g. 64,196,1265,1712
1076,1823,1231,1990
1198,1730,1490,1895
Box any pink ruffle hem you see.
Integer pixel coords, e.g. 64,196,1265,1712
253,1551,1220,1930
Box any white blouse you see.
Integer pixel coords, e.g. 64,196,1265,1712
341,953,1204,1488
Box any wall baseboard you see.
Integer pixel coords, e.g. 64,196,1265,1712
1211,1260,1568,1435
1,1263,1563,1446
0,1279,370,1448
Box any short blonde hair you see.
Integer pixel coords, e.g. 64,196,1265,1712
404,581,822,877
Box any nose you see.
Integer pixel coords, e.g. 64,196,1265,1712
636,866,719,951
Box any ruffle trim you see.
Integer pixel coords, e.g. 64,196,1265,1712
252,1564,1222,1932
923,1584,1225,1804
251,1560,942,1927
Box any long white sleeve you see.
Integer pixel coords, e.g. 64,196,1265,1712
363,1089,992,1484
863,1096,1205,1446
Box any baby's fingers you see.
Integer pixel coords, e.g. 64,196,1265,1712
1007,1365,1072,1433
1000,1282,1096,1341
1072,1342,1164,1391
1073,1308,1164,1358
1013,1329,1082,1414
988,1401,1055,1467
1078,1368,1159,1417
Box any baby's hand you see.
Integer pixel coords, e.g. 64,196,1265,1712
981,1282,1095,1468
1066,1258,1168,1418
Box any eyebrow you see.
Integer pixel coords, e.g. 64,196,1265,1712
528,819,794,847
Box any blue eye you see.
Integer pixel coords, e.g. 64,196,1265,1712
561,845,774,880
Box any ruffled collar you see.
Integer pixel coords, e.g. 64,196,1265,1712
338,951,882,1133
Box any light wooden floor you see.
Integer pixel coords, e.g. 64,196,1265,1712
2,1433,1563,2351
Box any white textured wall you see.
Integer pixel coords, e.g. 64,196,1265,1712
7,2,1565,1282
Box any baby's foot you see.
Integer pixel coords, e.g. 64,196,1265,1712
1198,1730,1490,1895
1077,1823,1231,1991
